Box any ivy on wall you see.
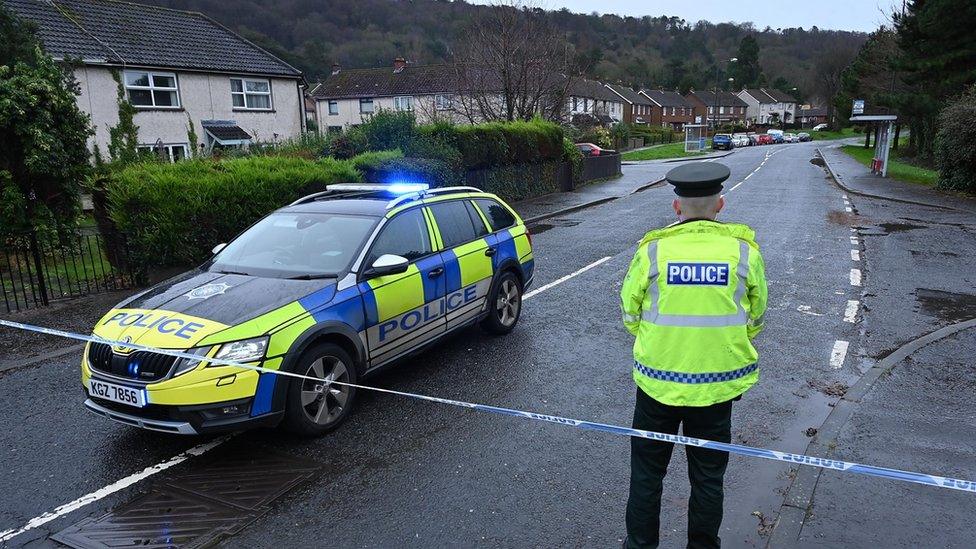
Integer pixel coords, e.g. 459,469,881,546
107,69,139,164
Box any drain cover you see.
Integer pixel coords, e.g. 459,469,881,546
53,450,322,548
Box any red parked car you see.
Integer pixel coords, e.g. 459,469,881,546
756,134,774,145
576,143,616,157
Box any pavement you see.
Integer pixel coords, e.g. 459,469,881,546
1,142,975,547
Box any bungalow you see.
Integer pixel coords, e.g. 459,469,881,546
604,84,655,125
737,88,798,127
568,78,624,124
6,0,306,160
683,90,749,129
639,89,695,130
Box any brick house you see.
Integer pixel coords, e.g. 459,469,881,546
604,84,655,125
684,90,749,129
639,89,695,130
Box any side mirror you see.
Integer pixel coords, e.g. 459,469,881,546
364,254,409,278
212,243,227,255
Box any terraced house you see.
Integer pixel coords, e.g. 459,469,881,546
5,0,306,160
639,89,695,130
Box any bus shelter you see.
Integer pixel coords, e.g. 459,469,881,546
849,114,897,177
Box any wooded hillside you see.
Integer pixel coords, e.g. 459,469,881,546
145,0,867,99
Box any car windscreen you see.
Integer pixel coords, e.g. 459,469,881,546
210,212,379,279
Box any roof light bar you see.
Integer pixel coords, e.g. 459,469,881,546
328,183,429,194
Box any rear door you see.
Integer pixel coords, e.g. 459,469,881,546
360,207,446,366
427,199,495,331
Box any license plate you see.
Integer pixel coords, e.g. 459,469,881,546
88,379,146,408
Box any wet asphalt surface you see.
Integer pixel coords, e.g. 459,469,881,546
1,142,975,548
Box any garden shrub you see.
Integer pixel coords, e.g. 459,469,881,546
107,156,361,269
934,85,976,193
329,126,369,159
456,124,509,170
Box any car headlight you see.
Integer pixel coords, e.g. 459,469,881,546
172,346,212,377
212,336,268,365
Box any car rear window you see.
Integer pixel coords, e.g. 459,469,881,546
474,198,517,231
428,200,482,248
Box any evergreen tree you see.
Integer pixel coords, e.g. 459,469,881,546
731,35,763,88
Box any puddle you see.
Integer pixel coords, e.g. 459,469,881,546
915,288,976,322
909,250,960,258
878,222,925,233
827,210,859,225
809,157,826,167
528,218,581,234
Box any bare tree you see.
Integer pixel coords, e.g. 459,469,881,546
451,1,579,122
811,44,858,129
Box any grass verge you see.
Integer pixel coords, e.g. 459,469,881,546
809,128,859,141
840,143,938,186
622,140,713,161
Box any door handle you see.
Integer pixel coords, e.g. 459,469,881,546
427,267,444,278
484,247,497,257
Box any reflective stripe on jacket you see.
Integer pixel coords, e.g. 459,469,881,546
620,220,768,407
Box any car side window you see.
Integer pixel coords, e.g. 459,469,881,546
364,208,431,267
428,200,480,248
473,199,516,231
465,201,490,238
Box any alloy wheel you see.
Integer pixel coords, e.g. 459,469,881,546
300,356,350,425
496,279,521,327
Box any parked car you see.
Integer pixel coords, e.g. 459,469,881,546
768,131,785,144
712,134,734,150
757,134,774,145
783,133,798,143
747,133,761,146
812,123,829,131
732,133,750,147
576,143,615,157
797,132,811,142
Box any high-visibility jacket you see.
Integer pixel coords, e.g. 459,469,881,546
620,219,768,407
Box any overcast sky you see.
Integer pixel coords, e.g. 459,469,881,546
467,1,897,32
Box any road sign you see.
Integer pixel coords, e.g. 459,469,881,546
852,99,865,116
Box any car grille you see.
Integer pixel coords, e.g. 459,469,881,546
87,342,177,383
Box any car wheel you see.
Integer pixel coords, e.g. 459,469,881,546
282,342,357,436
481,271,522,335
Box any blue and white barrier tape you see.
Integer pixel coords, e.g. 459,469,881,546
2,318,974,494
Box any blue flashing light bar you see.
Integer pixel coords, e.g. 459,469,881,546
328,183,429,195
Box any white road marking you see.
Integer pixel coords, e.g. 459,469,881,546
0,436,231,543
844,300,859,323
850,236,859,245
830,340,850,370
845,207,853,213
523,256,612,301
797,305,824,317
850,268,862,286
842,194,848,199
851,249,860,261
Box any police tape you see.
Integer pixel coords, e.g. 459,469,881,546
2,318,975,495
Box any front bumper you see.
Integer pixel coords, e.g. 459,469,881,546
84,392,283,435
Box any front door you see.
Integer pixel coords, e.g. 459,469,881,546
360,207,446,366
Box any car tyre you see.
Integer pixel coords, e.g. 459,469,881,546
282,342,357,436
481,271,523,335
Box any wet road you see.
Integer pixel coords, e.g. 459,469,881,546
2,142,974,548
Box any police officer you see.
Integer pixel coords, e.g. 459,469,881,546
620,162,768,548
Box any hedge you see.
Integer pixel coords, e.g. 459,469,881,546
935,85,976,192
107,156,361,269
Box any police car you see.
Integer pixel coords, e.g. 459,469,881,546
82,184,534,436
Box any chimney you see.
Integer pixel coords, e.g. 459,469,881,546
393,57,407,73
331,62,341,75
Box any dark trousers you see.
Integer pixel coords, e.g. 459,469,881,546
625,389,733,549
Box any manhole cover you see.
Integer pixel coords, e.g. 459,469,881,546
53,450,322,548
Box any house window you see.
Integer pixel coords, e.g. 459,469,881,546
719,106,726,114
230,78,272,110
327,125,342,133
708,106,714,114
137,143,188,162
583,98,589,111
670,107,675,116
393,96,413,112
124,71,180,108
328,101,339,115
360,98,374,114
435,94,453,110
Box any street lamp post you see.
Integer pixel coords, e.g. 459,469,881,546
711,57,737,136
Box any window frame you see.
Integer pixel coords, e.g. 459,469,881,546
434,94,453,111
473,198,516,232
328,100,339,115
136,143,189,162
359,98,375,114
393,95,414,112
123,70,181,109
230,77,273,111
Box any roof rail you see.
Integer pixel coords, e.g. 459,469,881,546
385,186,483,210
287,183,392,206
